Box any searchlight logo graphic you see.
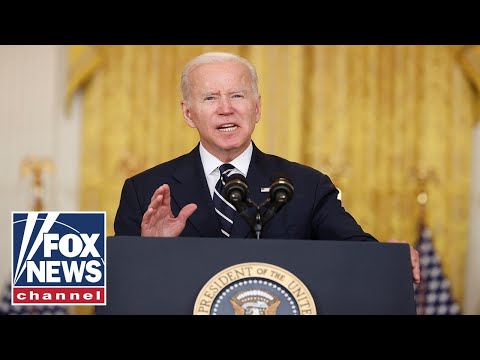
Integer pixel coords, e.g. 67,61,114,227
11,212,106,306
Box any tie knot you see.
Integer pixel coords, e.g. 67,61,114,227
219,163,235,181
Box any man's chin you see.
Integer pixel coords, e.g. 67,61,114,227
220,140,247,152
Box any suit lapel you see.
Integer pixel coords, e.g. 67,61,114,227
230,145,272,239
169,145,221,237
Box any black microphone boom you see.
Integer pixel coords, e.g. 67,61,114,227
222,172,294,239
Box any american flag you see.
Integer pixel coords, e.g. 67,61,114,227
414,224,461,315
0,277,69,315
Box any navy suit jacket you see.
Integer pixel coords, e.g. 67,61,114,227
114,143,376,242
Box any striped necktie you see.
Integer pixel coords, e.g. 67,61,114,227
213,164,236,237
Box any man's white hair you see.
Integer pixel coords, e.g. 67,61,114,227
180,52,259,102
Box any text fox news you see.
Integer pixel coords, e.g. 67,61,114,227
11,212,106,306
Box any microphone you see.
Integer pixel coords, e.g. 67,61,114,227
223,173,258,235
223,173,249,212
222,172,294,240
261,174,294,226
269,175,294,207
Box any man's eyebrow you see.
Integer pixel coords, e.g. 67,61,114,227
201,89,247,97
201,91,220,97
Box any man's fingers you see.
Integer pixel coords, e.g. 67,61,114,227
176,203,198,224
410,245,421,284
142,187,193,238
143,191,166,225
149,194,164,210
150,184,170,203
388,239,421,284
142,207,154,223
162,184,171,208
150,185,165,203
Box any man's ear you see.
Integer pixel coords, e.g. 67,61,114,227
255,95,262,123
181,100,196,128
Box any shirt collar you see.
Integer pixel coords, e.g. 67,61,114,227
199,142,253,177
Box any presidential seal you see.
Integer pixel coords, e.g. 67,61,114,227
193,262,316,315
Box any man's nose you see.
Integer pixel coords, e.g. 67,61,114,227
218,97,234,114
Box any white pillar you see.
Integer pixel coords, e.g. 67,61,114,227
464,122,480,314
0,45,82,290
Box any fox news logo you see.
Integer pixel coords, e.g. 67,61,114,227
12,212,106,306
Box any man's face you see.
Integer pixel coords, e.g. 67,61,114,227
181,61,261,162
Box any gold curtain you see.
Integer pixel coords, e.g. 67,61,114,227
67,45,477,310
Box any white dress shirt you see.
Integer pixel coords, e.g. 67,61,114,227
199,142,253,199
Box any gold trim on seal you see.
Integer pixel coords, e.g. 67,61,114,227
193,262,316,315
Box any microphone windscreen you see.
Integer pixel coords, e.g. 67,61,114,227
270,172,292,183
224,173,249,204
269,173,294,203
227,173,248,183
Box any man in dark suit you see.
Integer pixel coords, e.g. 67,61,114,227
114,51,420,283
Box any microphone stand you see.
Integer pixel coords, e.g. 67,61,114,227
250,198,276,240
253,192,291,239
254,211,262,240
234,198,284,240
232,197,265,239
226,176,293,239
